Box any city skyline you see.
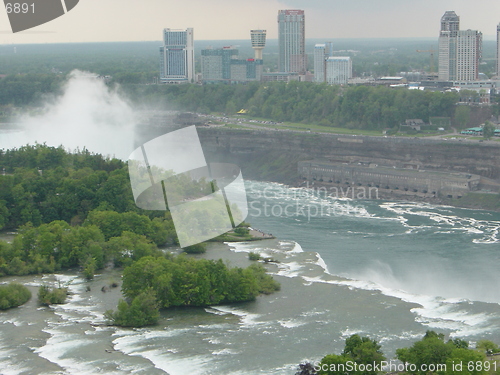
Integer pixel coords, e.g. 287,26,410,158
1,0,500,44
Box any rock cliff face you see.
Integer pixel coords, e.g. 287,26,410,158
198,128,500,182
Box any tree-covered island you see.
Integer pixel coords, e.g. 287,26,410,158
0,144,280,322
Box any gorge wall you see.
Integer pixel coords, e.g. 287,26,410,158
197,128,500,183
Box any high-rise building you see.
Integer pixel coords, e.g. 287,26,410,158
159,28,194,84
278,10,306,74
201,46,263,83
438,11,459,81
201,47,238,82
314,44,326,82
251,30,266,60
456,29,482,81
438,12,481,81
230,59,264,83
326,57,352,85
314,42,334,83
497,23,500,76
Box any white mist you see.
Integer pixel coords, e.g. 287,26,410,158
0,70,137,159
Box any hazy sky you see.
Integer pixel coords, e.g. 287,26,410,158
1,0,500,44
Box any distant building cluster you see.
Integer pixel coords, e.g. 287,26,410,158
158,10,500,92
159,9,311,84
200,38,264,84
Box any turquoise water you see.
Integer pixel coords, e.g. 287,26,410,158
0,181,499,374
247,181,500,302
245,181,500,338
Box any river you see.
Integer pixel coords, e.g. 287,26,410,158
0,181,499,374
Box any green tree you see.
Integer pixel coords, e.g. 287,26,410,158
105,231,159,266
82,255,97,280
445,348,487,375
225,100,237,115
248,252,261,261
483,121,496,139
38,285,67,305
104,288,159,327
454,106,470,129
318,354,350,375
396,336,452,374
395,331,485,375
476,340,500,355
234,226,250,236
247,263,281,294
183,243,207,254
0,283,31,309
0,200,9,230
343,334,386,375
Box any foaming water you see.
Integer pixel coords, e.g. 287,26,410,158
0,181,499,374
245,181,500,339
208,306,265,327
0,70,137,159
0,336,31,374
381,201,500,244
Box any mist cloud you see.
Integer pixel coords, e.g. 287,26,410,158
1,70,137,159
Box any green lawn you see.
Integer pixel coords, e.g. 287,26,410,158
231,118,383,136
277,122,383,136
396,132,444,138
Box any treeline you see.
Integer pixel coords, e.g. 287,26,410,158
0,144,178,276
0,70,149,109
105,256,280,327
123,82,463,130
0,42,159,78
298,331,499,375
0,74,64,107
0,72,484,130
0,144,151,230
0,211,173,277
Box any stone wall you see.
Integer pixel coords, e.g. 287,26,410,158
198,128,500,181
298,160,480,199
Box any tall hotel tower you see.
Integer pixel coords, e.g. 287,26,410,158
438,11,459,81
314,42,333,82
278,10,306,74
160,28,194,83
438,11,482,81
